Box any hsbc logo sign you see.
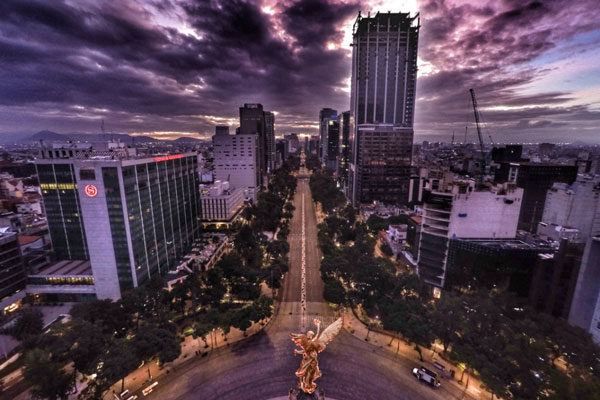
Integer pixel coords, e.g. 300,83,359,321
84,184,98,198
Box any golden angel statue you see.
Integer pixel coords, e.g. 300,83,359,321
290,317,343,394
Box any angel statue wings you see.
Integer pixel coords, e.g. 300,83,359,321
290,317,343,394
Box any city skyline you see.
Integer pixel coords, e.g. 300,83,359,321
0,0,599,143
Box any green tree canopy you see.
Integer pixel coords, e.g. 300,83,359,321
23,348,74,400
9,309,43,341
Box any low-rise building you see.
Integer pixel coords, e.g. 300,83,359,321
200,181,244,228
27,260,95,302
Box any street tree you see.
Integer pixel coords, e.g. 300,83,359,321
430,291,463,353
23,348,75,400
66,320,111,375
9,309,43,341
192,321,213,348
82,339,140,399
251,296,274,321
231,307,253,334
72,299,133,337
323,278,346,305
132,326,181,364
197,267,227,308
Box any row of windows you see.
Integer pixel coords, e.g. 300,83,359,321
40,183,77,190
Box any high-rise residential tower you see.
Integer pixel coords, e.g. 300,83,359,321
349,12,420,205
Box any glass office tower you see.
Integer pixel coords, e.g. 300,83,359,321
37,151,201,299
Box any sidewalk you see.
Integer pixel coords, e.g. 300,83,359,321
343,309,491,400
99,315,273,400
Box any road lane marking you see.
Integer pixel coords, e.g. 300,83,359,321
301,191,307,331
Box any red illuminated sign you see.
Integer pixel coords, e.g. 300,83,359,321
153,154,183,162
84,184,98,198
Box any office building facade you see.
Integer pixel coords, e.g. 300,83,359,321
539,175,600,240
0,231,26,308
264,111,276,173
530,238,583,319
240,103,266,185
319,108,338,163
213,128,259,200
323,116,340,172
349,12,420,205
495,162,578,232
417,180,523,290
239,103,276,185
569,236,600,343
446,238,553,297
338,111,352,190
37,151,201,299
200,181,244,225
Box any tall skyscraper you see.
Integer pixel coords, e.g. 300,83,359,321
349,12,420,205
36,148,201,299
240,103,266,186
323,116,340,172
319,108,337,164
239,104,276,185
338,111,352,190
264,111,276,173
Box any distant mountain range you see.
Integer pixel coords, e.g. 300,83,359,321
0,130,206,145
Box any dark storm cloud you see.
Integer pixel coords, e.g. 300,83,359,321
0,0,362,137
0,0,598,142
283,0,358,46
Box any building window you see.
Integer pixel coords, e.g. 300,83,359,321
79,169,96,180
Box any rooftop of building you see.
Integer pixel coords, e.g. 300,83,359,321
18,235,42,246
31,260,92,277
36,149,197,163
505,161,577,167
454,237,553,251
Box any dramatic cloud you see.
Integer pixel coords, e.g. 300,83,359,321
0,0,598,142
414,0,600,143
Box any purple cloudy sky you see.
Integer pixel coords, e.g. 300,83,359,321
0,0,599,143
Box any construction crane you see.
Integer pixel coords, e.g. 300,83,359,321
469,88,486,183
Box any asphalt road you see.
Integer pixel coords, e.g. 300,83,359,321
145,170,475,400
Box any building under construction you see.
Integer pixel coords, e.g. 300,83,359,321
349,11,420,205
